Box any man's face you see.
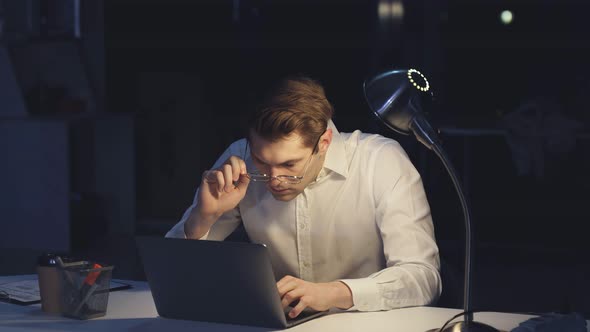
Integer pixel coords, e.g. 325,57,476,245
248,131,325,202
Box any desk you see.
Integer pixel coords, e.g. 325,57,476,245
0,275,587,332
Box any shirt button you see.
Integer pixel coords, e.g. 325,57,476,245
299,223,307,230
303,262,310,268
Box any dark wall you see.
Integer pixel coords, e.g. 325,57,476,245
443,0,590,124
439,0,590,250
105,0,394,222
105,0,590,254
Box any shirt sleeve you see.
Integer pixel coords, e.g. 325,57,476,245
165,140,247,240
340,140,441,311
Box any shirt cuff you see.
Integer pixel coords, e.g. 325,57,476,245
165,221,210,240
339,278,381,311
165,222,188,238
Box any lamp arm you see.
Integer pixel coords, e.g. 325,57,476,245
412,120,499,332
431,142,474,325
409,105,439,150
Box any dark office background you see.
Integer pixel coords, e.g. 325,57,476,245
1,0,589,318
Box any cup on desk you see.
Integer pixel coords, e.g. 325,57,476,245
37,253,62,313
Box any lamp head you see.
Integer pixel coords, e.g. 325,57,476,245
363,68,439,149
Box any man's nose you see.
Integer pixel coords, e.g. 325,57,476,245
268,167,282,178
268,168,286,184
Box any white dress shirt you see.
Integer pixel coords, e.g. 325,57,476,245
166,121,441,311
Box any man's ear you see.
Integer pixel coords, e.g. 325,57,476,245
318,128,333,154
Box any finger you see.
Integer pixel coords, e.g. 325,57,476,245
214,170,225,193
276,275,294,290
236,173,250,191
203,170,224,193
227,156,242,182
281,288,304,309
239,159,247,175
222,164,234,192
202,170,216,184
277,277,297,296
278,281,297,297
288,297,309,318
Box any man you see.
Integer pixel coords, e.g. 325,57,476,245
166,76,441,318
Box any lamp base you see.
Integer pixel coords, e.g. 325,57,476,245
426,320,502,332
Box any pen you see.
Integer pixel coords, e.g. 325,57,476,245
72,263,102,316
72,283,99,316
55,256,76,287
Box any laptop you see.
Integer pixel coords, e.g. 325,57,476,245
135,236,327,328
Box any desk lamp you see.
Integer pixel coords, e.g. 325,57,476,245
363,69,498,332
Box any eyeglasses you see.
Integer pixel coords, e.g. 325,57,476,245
245,130,325,185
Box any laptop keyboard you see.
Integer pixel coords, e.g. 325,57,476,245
284,308,322,321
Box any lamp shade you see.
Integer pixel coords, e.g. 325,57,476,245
363,69,439,149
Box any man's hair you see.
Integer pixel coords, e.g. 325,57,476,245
248,75,334,148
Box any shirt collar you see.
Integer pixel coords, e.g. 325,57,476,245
322,120,348,179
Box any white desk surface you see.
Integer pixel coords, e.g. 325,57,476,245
1,275,587,332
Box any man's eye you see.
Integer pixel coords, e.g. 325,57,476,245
284,164,295,168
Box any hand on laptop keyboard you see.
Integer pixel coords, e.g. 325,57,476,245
277,275,353,318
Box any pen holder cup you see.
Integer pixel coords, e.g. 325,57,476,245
58,262,114,319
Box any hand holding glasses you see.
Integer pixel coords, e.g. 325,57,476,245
186,130,324,239
196,155,251,223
